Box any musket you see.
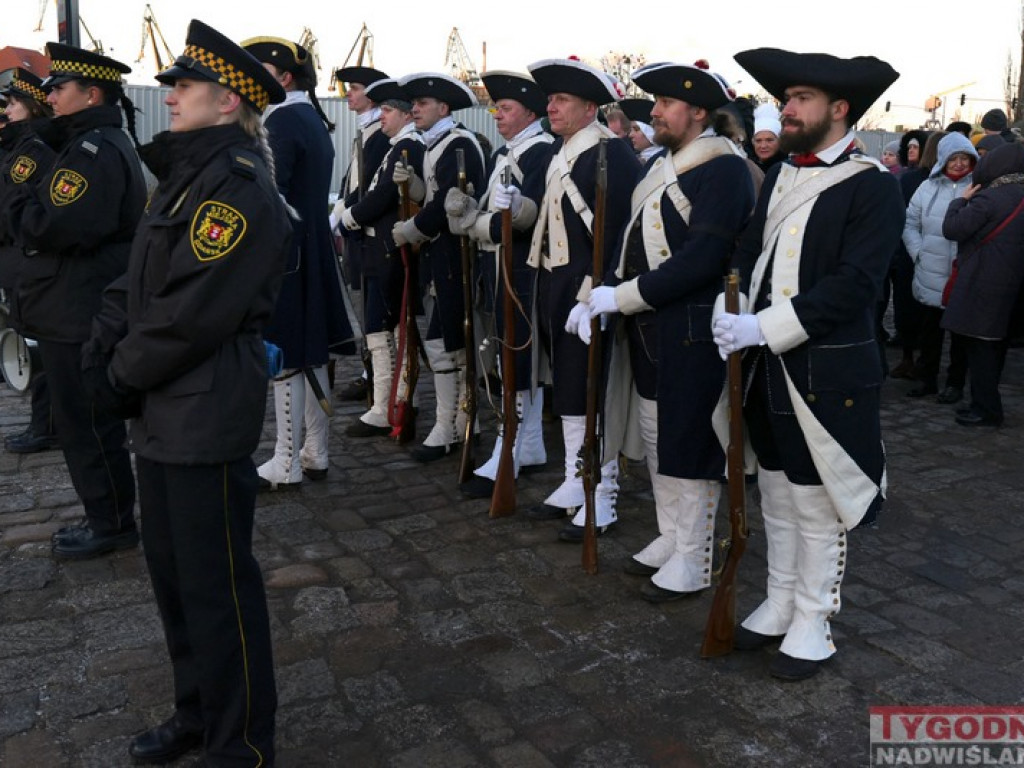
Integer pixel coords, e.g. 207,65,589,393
455,148,477,485
489,166,518,518
700,269,748,658
581,138,608,575
353,135,373,410
388,149,420,443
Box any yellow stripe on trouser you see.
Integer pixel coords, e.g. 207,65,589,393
222,463,265,767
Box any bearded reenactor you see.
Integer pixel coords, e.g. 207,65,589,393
333,64,392,403
3,43,145,560
713,48,903,680
242,36,355,489
577,60,755,601
333,78,425,437
525,57,638,541
392,71,486,462
444,70,555,498
0,68,59,455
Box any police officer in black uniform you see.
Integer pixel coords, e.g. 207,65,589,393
0,68,59,454
82,19,289,765
3,43,145,560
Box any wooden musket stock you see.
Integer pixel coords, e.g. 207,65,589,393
456,148,477,484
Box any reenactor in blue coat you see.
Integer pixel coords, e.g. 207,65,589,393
714,48,903,680
391,72,486,462
525,57,638,541
333,78,425,437
582,60,755,600
242,36,355,489
444,70,555,497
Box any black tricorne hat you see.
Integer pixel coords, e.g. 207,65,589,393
398,72,477,110
527,58,622,106
631,61,734,110
43,42,130,89
481,70,547,116
241,36,315,83
157,19,285,112
335,66,390,88
365,78,411,111
733,47,899,125
619,98,655,125
2,68,48,106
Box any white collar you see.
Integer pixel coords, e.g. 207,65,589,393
815,130,857,164
506,120,544,151
422,116,456,147
261,89,310,122
358,107,381,130
390,121,418,145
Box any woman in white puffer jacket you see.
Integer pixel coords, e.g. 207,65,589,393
902,131,978,400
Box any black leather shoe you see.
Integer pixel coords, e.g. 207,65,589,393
336,377,368,402
51,525,139,560
302,467,328,481
525,503,570,520
345,419,391,438
769,651,827,681
623,558,658,576
129,713,204,764
935,386,963,404
906,384,938,398
519,461,548,475
557,521,616,542
733,625,785,651
410,442,457,463
5,431,60,453
639,580,700,603
459,475,494,499
257,476,301,491
955,411,1002,427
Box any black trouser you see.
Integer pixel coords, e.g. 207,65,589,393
965,337,1009,422
29,369,55,437
916,306,967,389
137,456,276,767
37,340,135,534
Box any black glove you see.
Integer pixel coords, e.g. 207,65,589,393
82,365,142,420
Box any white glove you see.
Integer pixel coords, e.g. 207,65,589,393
393,160,426,202
392,218,428,247
712,312,765,359
329,198,346,231
444,187,477,218
492,183,523,216
565,301,593,345
447,211,478,236
588,285,619,316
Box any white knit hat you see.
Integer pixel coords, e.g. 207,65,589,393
753,102,781,137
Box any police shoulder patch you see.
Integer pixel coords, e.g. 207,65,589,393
50,168,89,206
10,155,37,184
190,200,247,262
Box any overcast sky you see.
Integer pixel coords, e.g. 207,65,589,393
6,0,1022,130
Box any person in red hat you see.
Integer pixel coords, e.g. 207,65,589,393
524,57,639,541
443,70,556,498
82,18,289,764
577,59,755,601
0,68,59,456
3,42,145,561
713,48,904,680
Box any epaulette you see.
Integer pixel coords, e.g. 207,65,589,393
77,129,104,158
230,149,259,180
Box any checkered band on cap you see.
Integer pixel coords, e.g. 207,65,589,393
10,75,47,104
184,43,270,111
50,59,123,84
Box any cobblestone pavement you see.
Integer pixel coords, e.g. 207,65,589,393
2,340,1023,768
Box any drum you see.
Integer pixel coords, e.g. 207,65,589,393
0,328,36,393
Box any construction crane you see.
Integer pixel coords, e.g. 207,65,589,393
444,27,488,103
136,4,175,71
329,23,374,93
34,0,104,53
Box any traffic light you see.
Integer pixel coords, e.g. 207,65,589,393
960,93,966,106
885,101,891,112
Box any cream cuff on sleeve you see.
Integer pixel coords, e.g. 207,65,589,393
614,279,653,315
757,301,809,354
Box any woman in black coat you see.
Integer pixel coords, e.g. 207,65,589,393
942,141,1024,426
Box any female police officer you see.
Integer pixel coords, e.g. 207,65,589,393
83,19,290,766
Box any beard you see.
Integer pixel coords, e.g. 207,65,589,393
779,112,833,155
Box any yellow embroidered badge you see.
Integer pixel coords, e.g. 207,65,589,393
50,169,89,205
10,156,37,184
190,201,247,262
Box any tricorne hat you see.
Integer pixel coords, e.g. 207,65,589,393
397,72,477,110
335,66,390,88
631,60,734,111
481,70,547,116
42,42,130,89
527,58,623,106
734,47,898,125
157,19,285,112
241,36,316,84
365,78,412,112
